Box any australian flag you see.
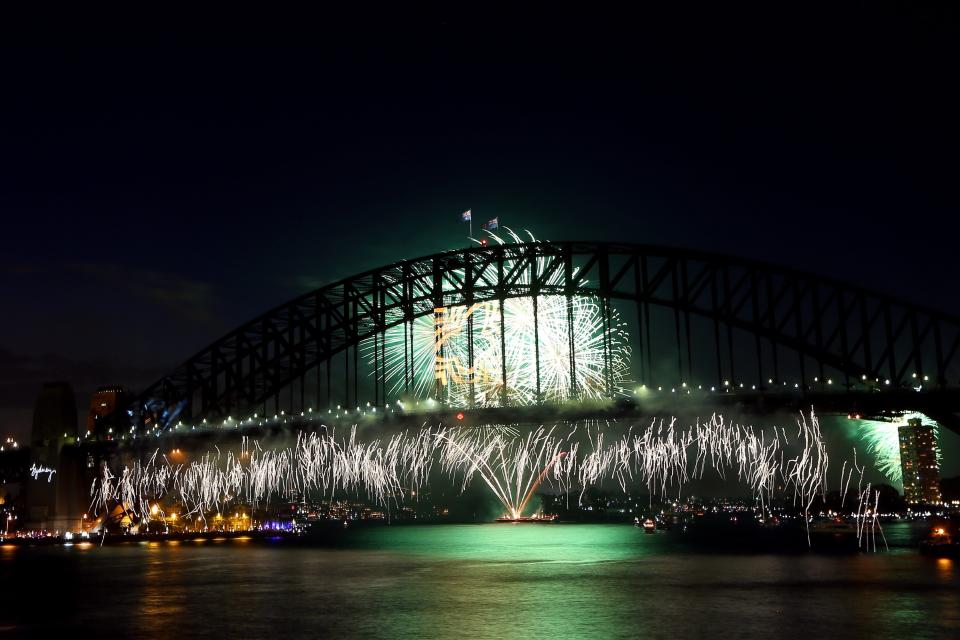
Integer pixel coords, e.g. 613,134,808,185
461,209,472,222
482,217,499,230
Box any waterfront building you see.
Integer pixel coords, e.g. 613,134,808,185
899,418,942,505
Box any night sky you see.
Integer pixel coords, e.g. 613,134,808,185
2,5,958,438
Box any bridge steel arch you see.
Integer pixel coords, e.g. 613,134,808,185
135,241,960,428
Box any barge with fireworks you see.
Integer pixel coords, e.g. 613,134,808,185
495,514,558,523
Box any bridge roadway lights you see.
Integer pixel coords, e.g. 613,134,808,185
72,386,960,463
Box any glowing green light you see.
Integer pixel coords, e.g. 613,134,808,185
364,229,631,406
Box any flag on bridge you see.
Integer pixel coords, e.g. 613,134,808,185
461,209,472,222
482,217,499,230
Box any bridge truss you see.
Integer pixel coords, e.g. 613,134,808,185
135,241,960,429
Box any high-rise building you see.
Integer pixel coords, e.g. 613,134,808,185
86,386,127,439
898,418,941,505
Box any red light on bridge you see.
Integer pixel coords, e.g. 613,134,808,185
480,239,488,247
456,412,465,421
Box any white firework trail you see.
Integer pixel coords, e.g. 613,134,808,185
434,426,576,518
91,410,883,549
846,455,888,552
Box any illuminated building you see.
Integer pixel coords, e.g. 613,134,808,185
898,418,942,505
86,386,127,439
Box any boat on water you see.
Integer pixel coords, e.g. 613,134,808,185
808,517,857,536
920,521,960,556
634,517,657,533
805,516,863,551
495,514,558,523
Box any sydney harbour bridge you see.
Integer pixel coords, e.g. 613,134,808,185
129,236,960,436
11,234,960,532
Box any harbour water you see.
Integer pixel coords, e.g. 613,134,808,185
2,523,959,639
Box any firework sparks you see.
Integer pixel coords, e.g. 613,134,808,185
364,229,632,405
855,412,940,489
90,410,884,549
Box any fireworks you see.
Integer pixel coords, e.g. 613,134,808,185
435,426,576,519
855,412,940,489
839,454,888,552
92,410,869,548
855,419,903,487
365,229,632,406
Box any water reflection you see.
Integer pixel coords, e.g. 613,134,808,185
137,546,189,634
1,525,959,639
937,556,954,575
